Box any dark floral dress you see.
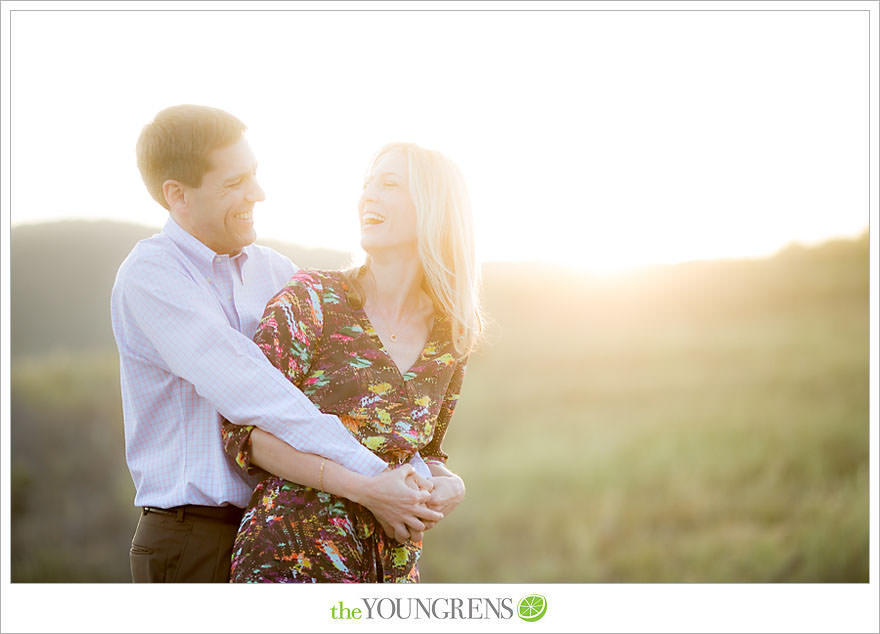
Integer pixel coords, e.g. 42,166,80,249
221,270,466,583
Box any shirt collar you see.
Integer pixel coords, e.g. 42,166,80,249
162,216,250,275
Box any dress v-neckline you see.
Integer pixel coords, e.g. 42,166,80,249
357,307,440,380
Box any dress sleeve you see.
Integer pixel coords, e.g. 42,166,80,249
220,422,270,478
221,273,325,476
421,357,468,465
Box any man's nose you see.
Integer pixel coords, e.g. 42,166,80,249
246,179,266,203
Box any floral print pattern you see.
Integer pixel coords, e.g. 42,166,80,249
221,270,466,582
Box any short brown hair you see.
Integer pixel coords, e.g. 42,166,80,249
136,105,247,209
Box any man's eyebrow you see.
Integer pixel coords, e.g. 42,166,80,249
223,164,257,184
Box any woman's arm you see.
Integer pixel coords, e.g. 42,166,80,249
249,428,443,543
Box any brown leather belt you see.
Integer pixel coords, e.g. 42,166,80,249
143,504,244,525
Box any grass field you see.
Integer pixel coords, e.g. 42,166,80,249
419,245,869,582
11,236,869,582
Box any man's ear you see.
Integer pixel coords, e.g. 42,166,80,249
162,179,186,211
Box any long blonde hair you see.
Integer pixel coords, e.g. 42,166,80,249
346,143,483,357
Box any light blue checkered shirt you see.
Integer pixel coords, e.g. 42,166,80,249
111,217,427,509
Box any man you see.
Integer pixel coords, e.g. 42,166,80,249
111,105,437,582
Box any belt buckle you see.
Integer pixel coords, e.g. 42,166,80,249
144,506,185,522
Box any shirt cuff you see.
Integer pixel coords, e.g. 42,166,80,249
409,453,432,479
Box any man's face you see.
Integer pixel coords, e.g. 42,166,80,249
176,136,264,255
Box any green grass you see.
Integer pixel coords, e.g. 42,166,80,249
418,249,869,582
11,237,870,582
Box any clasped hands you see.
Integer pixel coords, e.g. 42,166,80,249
359,464,465,543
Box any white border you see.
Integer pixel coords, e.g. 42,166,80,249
1,2,877,633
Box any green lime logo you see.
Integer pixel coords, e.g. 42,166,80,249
517,594,547,622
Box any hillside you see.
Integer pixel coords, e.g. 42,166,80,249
11,220,869,359
9,223,870,582
10,220,353,357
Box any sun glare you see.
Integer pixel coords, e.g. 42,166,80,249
7,9,870,274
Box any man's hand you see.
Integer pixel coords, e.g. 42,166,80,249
425,474,465,519
355,465,442,543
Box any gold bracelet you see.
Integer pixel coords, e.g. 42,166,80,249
319,459,326,491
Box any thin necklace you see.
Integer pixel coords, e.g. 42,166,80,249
365,298,426,345
378,310,410,344
361,269,430,345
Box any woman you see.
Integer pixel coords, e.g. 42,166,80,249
221,143,482,582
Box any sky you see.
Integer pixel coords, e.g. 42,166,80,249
6,6,870,272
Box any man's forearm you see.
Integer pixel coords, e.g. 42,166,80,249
120,257,387,476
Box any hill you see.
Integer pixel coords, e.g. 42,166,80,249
10,220,353,358
11,220,869,359
9,223,870,582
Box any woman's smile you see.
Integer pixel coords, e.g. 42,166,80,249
361,211,386,227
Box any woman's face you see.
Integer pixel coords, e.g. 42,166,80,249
358,150,418,255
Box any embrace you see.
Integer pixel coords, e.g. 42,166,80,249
111,105,482,583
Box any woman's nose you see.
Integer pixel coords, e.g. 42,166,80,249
360,188,376,207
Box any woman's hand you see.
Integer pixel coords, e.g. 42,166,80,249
246,430,444,542
425,474,466,519
351,465,443,543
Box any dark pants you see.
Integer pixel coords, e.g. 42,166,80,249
130,506,243,583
